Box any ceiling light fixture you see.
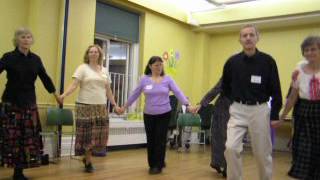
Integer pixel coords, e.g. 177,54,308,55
207,0,258,6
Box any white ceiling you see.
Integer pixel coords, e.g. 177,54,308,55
193,11,320,34
163,0,260,13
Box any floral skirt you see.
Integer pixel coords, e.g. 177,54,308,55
0,103,43,168
74,103,109,156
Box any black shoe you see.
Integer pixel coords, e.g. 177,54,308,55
149,167,162,175
161,162,166,168
13,174,28,180
210,164,222,173
222,168,227,178
185,143,190,149
85,163,95,173
205,138,210,145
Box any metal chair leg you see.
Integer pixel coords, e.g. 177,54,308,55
70,134,74,158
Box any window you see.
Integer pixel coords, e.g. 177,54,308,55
95,36,140,114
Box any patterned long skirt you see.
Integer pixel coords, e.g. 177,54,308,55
0,103,43,168
74,103,109,156
211,96,231,170
288,99,320,180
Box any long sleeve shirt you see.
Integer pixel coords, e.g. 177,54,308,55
0,48,56,107
221,50,282,120
126,75,189,115
200,79,223,107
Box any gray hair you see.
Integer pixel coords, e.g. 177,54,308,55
239,24,259,38
12,27,34,47
301,35,320,55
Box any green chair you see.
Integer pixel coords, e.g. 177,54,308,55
177,113,206,145
41,107,74,162
57,108,74,158
177,113,201,126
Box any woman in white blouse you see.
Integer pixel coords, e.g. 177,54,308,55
60,45,120,173
279,36,320,179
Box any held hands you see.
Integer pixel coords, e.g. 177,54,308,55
54,93,63,106
114,105,123,115
186,105,200,114
270,114,285,128
114,106,125,115
270,120,283,128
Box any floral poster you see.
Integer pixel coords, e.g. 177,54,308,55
162,49,180,78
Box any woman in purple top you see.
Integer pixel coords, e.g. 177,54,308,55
121,56,193,175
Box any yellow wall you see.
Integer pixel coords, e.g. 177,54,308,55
192,32,210,101
208,24,320,98
0,0,29,100
141,11,211,103
62,0,96,105
28,0,62,104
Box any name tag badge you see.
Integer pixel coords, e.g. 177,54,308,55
145,84,153,90
251,75,261,84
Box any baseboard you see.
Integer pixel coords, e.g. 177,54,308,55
108,144,147,151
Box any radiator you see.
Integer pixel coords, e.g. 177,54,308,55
43,118,147,157
108,118,146,146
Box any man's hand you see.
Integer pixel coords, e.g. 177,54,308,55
271,119,283,128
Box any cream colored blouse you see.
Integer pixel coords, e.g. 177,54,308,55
72,64,111,104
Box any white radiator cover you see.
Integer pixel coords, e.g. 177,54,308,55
43,118,147,157
108,118,146,146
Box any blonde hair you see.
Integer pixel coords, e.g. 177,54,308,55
83,44,104,65
13,27,34,47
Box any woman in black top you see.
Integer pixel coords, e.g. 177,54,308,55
197,79,231,177
0,27,61,180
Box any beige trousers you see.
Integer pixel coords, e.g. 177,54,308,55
225,102,272,180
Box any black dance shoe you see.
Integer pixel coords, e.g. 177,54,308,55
149,167,162,175
13,174,28,180
85,163,95,173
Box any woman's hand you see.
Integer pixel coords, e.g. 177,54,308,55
187,105,198,114
271,119,283,128
114,105,121,115
54,93,63,106
271,114,285,128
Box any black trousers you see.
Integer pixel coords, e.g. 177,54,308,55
143,111,171,169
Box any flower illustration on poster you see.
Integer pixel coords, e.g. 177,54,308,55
162,49,180,77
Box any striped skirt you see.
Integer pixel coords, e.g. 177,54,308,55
74,103,109,156
0,103,43,168
288,99,320,179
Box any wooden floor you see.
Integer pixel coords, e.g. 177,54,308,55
0,145,294,180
